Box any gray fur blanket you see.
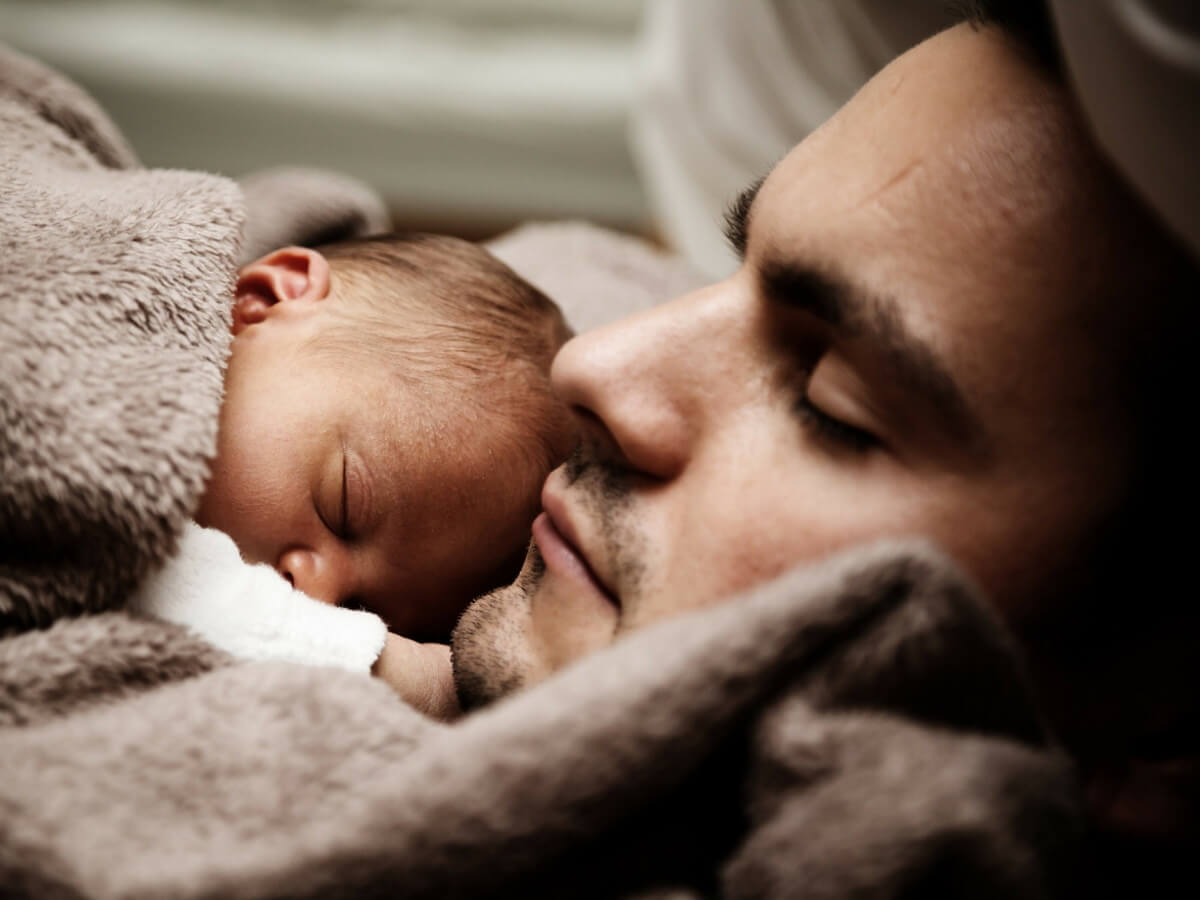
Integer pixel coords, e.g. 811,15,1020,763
0,44,1083,898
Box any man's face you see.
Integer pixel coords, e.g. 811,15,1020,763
454,23,1160,702
197,293,546,642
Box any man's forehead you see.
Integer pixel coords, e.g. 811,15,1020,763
750,24,1070,237
743,34,1105,341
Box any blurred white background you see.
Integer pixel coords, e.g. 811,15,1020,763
2,1,946,274
1,0,650,239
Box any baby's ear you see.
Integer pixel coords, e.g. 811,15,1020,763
232,246,331,334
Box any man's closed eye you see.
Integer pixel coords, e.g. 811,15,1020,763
794,391,877,454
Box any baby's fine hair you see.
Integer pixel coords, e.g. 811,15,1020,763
310,232,574,477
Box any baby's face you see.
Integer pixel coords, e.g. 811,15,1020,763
197,298,565,641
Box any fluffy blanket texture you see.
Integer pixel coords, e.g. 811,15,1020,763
0,43,1083,898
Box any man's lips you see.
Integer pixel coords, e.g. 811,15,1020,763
532,495,618,607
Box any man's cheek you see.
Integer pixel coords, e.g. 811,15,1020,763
649,503,853,623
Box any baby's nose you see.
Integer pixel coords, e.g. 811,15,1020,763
276,548,340,606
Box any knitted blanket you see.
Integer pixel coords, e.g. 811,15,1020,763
0,43,1083,898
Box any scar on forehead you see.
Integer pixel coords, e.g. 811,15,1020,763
858,159,924,209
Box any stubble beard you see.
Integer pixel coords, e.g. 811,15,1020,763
450,545,546,711
449,445,645,711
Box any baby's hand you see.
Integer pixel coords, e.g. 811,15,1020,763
372,634,461,721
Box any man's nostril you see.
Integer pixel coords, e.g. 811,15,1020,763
282,571,294,587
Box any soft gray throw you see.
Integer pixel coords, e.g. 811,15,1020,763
0,43,1083,899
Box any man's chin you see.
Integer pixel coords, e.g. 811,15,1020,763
449,545,545,712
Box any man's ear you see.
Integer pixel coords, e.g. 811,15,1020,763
232,246,332,334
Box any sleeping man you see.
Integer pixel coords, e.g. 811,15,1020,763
448,3,1198,886
0,1,1195,896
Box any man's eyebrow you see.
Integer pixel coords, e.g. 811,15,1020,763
759,256,987,453
722,176,766,258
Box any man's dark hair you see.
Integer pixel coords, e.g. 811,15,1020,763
952,0,1062,72
950,3,1200,891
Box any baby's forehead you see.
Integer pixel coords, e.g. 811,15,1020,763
367,363,561,467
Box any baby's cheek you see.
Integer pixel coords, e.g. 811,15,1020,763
547,405,581,469
192,457,233,532
462,506,536,601
192,451,282,567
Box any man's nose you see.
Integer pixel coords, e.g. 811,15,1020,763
550,281,739,480
276,547,343,606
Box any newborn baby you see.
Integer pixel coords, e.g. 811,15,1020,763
133,233,576,714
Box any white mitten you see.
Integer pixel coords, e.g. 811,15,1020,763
130,522,387,673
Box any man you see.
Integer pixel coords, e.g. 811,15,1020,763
1,3,1194,897
454,0,1197,876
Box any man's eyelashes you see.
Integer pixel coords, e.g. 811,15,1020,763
794,393,877,453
